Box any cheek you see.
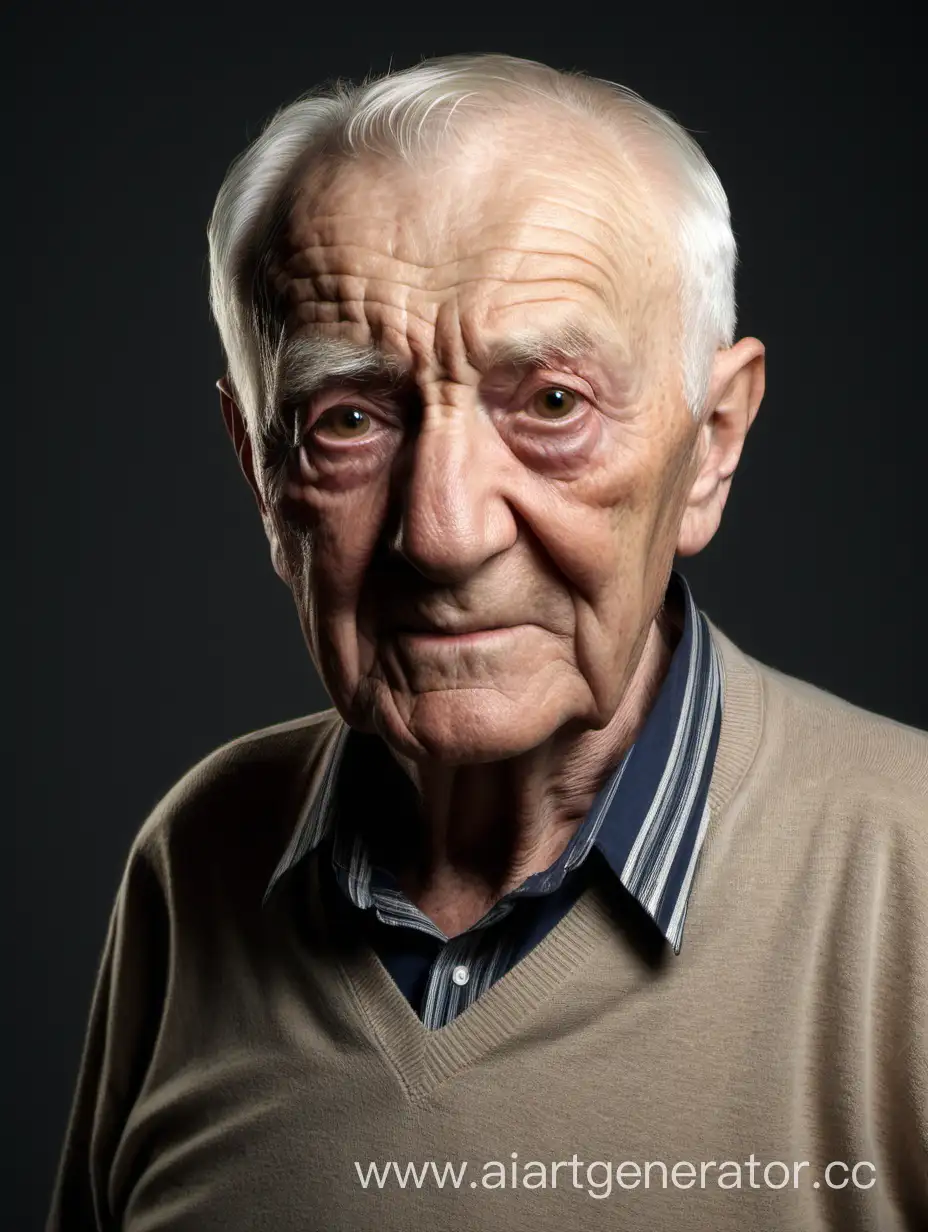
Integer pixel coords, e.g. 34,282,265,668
275,480,390,613
604,410,694,537
605,470,671,554
584,450,664,571
547,437,689,631
288,423,404,493
648,428,698,544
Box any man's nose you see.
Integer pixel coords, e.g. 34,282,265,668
389,411,515,584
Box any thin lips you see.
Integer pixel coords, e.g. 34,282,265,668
396,618,520,636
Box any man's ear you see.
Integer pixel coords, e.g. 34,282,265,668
217,377,291,584
218,377,265,512
676,337,766,557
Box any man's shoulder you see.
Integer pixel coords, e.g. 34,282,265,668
713,623,926,840
762,662,924,786
749,647,923,834
130,708,344,881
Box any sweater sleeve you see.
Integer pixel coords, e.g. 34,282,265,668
46,840,169,1231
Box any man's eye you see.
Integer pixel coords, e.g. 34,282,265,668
527,387,579,419
313,406,372,439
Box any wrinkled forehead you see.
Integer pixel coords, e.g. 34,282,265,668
267,114,679,373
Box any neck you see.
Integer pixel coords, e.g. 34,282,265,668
364,604,680,937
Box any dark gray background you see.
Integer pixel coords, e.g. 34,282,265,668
13,1,922,1226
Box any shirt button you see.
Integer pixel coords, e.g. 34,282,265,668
451,964,470,986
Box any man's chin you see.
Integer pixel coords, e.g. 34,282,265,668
372,689,562,766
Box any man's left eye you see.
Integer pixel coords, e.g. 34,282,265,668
527,387,579,419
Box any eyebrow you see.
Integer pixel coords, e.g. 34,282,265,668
481,320,614,371
274,334,402,406
271,318,621,415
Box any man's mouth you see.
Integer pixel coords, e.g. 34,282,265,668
395,625,524,648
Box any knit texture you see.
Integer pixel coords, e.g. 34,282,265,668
48,623,928,1231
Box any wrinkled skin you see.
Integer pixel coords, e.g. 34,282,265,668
220,111,765,932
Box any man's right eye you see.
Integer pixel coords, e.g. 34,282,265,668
310,405,373,440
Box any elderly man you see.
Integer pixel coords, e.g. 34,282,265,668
49,53,925,1232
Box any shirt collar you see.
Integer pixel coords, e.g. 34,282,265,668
264,569,722,953
582,569,722,950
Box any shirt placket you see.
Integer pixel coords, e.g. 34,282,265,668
416,901,518,1029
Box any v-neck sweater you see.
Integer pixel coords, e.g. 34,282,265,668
48,623,928,1232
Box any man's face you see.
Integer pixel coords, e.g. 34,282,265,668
262,116,706,764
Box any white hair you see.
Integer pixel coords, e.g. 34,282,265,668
207,54,737,470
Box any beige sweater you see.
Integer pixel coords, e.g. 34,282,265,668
48,623,928,1231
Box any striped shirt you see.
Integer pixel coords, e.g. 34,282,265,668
265,569,722,1029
